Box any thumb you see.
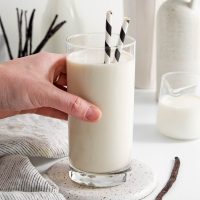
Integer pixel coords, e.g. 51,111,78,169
44,85,102,122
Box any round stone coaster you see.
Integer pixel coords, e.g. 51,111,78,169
47,158,157,200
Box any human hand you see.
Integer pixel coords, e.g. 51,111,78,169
0,52,101,121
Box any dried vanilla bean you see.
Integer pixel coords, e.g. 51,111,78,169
33,15,66,54
155,157,180,200
46,14,59,35
28,9,35,55
1,9,66,59
24,11,28,32
16,8,23,57
22,9,35,56
0,17,13,59
23,10,28,56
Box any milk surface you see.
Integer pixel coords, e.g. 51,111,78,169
67,50,135,173
157,94,200,140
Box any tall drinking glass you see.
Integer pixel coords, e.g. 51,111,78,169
157,72,200,140
66,33,135,187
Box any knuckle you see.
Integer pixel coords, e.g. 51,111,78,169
70,96,83,115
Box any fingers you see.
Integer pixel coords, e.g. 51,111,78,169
44,85,102,122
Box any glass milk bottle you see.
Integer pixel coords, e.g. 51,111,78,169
40,0,80,53
135,0,156,89
157,0,200,94
41,0,124,53
125,0,156,89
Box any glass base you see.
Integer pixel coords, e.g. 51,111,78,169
69,166,131,188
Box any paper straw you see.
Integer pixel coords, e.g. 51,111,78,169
114,17,130,62
104,11,112,64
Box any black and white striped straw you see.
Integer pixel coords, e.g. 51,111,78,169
114,17,130,62
104,11,112,64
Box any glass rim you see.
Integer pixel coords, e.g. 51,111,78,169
162,71,200,81
66,33,136,50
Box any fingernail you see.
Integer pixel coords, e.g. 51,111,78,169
85,106,101,121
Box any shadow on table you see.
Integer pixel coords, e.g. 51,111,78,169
135,90,157,105
133,124,193,144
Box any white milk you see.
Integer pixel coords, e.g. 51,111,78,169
67,50,135,173
157,95,200,140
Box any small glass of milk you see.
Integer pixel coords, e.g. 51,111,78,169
157,72,200,140
66,33,135,187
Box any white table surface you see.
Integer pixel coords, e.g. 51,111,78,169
32,90,200,200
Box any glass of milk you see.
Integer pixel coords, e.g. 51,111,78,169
157,72,200,140
66,33,135,187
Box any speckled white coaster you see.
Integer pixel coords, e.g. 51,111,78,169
47,158,157,200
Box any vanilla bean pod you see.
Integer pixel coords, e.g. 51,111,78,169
33,15,66,54
28,9,35,55
22,9,35,56
22,10,28,56
46,14,59,35
16,8,23,57
19,10,23,56
1,9,66,59
155,157,180,200
0,17,13,59
33,20,66,53
33,14,58,54
24,11,28,31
